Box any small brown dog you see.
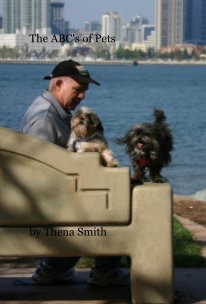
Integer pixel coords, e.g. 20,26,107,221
118,109,173,184
67,106,118,167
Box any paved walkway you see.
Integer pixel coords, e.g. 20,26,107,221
174,215,206,303
175,215,206,258
0,267,129,303
0,266,206,303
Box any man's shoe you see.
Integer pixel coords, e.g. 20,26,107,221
87,267,130,287
32,261,75,284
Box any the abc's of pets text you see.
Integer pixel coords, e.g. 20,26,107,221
29,33,115,43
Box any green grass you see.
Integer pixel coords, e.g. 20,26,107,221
77,257,95,268
173,217,205,267
77,218,205,269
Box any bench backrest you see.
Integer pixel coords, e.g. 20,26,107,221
0,128,130,226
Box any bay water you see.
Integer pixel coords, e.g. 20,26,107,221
0,63,206,198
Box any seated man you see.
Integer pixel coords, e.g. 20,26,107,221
21,59,129,286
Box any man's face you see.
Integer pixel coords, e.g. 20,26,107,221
55,77,89,111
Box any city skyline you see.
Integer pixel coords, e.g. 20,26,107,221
0,0,155,29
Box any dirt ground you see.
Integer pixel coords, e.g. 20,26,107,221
173,195,206,228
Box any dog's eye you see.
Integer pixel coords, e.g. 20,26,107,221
89,115,97,124
88,120,96,127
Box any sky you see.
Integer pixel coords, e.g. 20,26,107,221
0,0,155,29
65,0,155,29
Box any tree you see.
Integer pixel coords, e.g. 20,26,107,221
0,46,17,58
94,43,110,59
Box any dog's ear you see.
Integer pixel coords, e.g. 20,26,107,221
96,119,104,132
90,113,104,132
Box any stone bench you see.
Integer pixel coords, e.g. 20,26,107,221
0,128,173,303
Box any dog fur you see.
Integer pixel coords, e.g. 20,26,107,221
118,109,173,183
67,106,118,167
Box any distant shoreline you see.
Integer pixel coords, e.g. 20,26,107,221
1,58,206,65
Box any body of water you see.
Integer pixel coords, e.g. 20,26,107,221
0,63,206,198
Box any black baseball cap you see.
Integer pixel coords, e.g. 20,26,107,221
44,60,100,86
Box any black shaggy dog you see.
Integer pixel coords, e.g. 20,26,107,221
118,109,173,184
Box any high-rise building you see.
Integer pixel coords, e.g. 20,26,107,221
84,20,101,33
142,25,155,42
130,16,149,27
123,15,149,44
156,0,206,49
183,0,192,43
0,17,3,31
184,0,206,44
102,12,123,42
3,0,51,34
50,0,65,34
155,0,184,49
